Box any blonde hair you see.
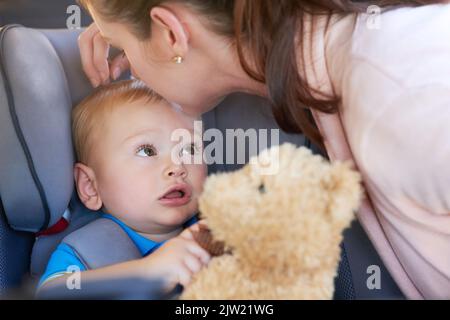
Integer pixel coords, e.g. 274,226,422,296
72,79,163,164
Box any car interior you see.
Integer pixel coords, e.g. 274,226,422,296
0,0,405,299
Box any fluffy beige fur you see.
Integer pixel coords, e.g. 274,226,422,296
181,143,362,299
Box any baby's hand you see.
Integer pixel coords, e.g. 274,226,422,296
142,228,211,290
189,220,228,257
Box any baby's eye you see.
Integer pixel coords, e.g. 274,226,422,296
180,143,200,157
136,145,157,157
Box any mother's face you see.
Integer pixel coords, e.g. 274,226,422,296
90,6,228,117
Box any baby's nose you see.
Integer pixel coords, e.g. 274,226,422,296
165,165,187,178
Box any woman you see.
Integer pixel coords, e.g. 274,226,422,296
77,0,450,299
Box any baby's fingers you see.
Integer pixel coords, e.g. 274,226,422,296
197,219,208,227
183,254,203,274
179,226,195,241
186,241,211,266
177,265,193,287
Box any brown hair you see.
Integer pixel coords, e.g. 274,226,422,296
72,79,163,164
79,0,443,148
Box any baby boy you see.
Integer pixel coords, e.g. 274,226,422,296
38,80,210,295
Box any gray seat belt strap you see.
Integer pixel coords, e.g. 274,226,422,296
62,218,142,270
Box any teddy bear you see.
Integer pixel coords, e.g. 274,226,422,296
182,143,362,300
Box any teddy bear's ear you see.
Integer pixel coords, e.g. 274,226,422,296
323,162,363,229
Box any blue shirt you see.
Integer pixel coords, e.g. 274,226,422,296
38,213,198,287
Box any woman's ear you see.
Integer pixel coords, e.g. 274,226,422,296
74,163,103,211
149,6,189,58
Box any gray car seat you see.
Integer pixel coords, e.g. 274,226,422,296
0,25,404,299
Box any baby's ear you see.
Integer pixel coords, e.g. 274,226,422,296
73,163,103,211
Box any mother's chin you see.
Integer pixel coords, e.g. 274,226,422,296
176,95,227,118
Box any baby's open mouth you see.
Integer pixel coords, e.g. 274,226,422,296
158,183,192,207
163,190,185,199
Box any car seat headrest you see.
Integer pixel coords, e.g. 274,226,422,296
0,25,76,232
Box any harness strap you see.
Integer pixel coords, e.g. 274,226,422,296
62,218,141,270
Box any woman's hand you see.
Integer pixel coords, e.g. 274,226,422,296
78,22,130,87
141,227,211,291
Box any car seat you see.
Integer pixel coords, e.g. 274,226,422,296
0,25,404,299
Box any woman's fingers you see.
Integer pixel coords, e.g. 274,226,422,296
79,23,131,85
109,52,130,80
78,23,103,87
92,32,111,85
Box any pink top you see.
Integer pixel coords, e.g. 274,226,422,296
304,5,450,299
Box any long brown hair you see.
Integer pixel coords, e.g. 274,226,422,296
79,0,443,148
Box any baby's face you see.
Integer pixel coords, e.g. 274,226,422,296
88,98,206,234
